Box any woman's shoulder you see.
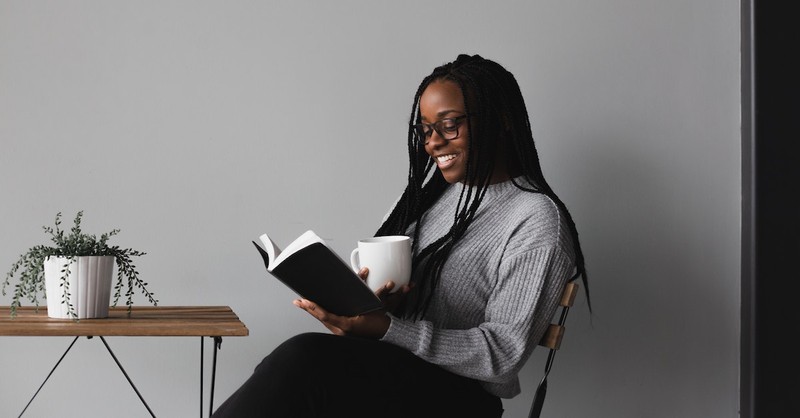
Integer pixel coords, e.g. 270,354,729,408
487,180,561,221
492,187,573,253
506,190,562,228
508,188,560,213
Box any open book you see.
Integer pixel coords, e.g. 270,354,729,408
253,230,383,317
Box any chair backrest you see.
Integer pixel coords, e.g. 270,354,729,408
528,280,579,418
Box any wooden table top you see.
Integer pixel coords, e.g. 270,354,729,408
0,306,249,337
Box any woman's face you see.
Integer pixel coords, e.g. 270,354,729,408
418,80,470,184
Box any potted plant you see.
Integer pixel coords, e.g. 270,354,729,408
2,211,157,320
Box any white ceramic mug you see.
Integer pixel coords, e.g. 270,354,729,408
350,235,412,293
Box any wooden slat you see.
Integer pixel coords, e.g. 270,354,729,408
537,282,578,350
539,324,564,350
0,306,249,337
560,282,579,307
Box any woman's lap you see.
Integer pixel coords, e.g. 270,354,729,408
212,332,503,418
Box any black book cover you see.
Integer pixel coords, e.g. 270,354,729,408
253,241,383,317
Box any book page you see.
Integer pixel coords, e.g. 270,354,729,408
258,233,282,270
272,230,324,269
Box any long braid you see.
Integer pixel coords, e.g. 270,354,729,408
499,68,592,311
377,54,591,318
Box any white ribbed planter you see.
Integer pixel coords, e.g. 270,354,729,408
44,256,115,319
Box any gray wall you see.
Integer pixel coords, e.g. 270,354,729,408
0,1,741,417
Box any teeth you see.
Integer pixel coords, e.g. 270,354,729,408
436,154,456,163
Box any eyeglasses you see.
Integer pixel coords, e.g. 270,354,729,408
412,115,468,142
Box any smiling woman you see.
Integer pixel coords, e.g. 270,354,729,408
416,80,473,183
212,54,591,418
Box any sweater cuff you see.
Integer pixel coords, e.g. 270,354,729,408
379,312,422,352
379,313,405,343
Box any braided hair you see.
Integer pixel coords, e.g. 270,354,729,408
376,54,590,319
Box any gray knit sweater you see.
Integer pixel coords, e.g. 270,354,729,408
380,177,576,398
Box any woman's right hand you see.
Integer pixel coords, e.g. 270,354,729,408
357,267,414,312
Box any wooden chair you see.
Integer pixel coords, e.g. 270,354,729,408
528,280,579,418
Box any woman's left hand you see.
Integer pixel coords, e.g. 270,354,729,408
293,298,390,339
293,267,413,339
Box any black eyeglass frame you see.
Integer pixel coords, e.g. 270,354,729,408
411,115,469,143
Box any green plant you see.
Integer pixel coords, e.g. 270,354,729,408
2,211,157,319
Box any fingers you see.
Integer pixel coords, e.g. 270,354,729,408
294,299,323,318
401,282,414,294
379,282,415,311
358,267,369,280
294,299,344,333
375,281,395,298
376,280,415,299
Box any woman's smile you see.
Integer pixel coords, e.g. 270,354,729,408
434,153,459,170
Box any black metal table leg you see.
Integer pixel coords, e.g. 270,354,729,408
209,336,222,417
20,336,156,418
20,334,222,418
18,336,80,417
99,336,156,417
200,337,205,418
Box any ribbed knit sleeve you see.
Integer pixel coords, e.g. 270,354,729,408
379,178,576,398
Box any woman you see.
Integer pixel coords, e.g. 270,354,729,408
213,54,590,418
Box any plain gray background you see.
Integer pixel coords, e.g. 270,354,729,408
0,1,741,417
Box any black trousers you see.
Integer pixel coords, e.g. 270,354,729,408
211,332,504,418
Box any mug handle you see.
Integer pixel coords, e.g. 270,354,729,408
350,248,360,273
